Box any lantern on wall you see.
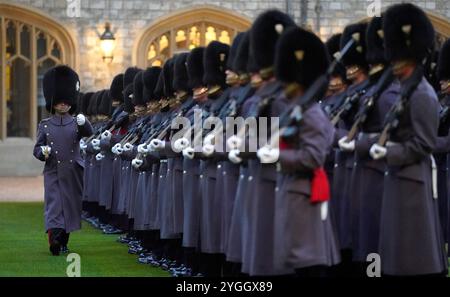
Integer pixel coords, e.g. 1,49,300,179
99,22,116,63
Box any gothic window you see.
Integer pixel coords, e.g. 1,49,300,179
0,4,76,140
133,6,251,68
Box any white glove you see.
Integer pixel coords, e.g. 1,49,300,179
132,158,143,168
40,145,51,158
150,139,165,151
257,146,279,164
115,146,124,155
204,133,215,146
76,114,86,126
101,130,112,140
182,147,195,159
227,135,242,150
137,143,149,154
91,139,100,147
95,153,105,161
370,144,387,160
173,137,190,152
338,136,355,152
79,140,87,150
112,143,121,154
228,149,242,164
123,142,133,152
202,143,215,156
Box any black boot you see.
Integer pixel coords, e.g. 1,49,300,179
48,228,64,256
60,232,70,254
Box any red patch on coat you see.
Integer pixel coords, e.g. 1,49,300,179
310,167,330,203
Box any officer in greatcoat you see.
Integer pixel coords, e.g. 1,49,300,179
33,65,93,255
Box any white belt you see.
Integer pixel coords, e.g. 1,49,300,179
160,159,168,163
358,132,380,140
431,155,438,199
385,141,399,147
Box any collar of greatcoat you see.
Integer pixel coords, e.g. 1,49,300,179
50,113,74,126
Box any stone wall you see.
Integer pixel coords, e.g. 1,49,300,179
3,0,450,92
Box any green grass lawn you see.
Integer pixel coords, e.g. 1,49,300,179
0,202,169,277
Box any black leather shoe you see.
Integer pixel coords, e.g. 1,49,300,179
117,234,132,243
103,227,124,235
128,246,144,254
49,241,61,256
161,260,177,271
138,255,155,264
127,240,141,247
139,252,152,258
150,259,162,267
173,268,193,277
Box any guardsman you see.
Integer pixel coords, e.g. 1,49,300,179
369,3,447,276
267,25,341,277
176,47,210,276
337,16,399,274
434,39,450,247
100,73,128,235
225,31,256,276
33,65,93,255
330,23,369,273
79,92,94,214
96,90,113,225
227,10,295,276
322,33,349,187
191,40,231,277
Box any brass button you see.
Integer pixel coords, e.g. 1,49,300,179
183,170,187,174
50,142,54,145
199,174,203,179
248,176,253,181
217,164,222,169
69,160,73,163
46,133,50,136
44,125,48,128
57,160,61,164
55,151,58,154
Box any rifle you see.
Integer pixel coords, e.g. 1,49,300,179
200,86,255,148
376,66,424,146
134,99,197,160
329,80,371,126
84,120,114,143
345,67,395,142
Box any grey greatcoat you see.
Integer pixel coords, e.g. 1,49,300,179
240,80,290,276
379,77,447,275
330,81,368,251
34,113,93,232
350,81,399,261
182,101,211,248
274,103,340,271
